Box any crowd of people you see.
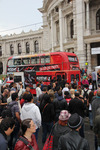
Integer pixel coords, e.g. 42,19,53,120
0,69,100,150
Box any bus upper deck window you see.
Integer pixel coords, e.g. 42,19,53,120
40,56,50,64
22,58,30,65
45,56,50,63
31,57,39,64
14,59,21,65
8,59,13,66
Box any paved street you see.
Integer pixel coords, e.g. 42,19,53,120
38,117,95,150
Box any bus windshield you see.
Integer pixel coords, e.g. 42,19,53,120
68,56,78,62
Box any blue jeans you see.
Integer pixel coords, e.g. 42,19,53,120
42,122,53,144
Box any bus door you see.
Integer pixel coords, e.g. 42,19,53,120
55,72,67,81
24,70,36,94
13,72,25,88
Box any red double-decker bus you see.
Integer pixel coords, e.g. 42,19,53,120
7,52,80,94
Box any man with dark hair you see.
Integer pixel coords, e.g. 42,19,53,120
68,91,85,137
0,89,9,116
0,117,15,150
36,83,42,99
8,92,20,149
20,93,41,141
53,90,68,122
58,113,90,150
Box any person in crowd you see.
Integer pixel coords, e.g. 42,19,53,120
58,113,90,150
38,87,48,107
82,77,89,87
14,118,39,150
92,69,97,90
53,110,71,150
52,82,56,92
94,108,100,150
20,94,41,141
25,86,31,93
0,117,15,150
88,73,92,84
0,89,9,116
64,91,71,105
71,78,78,89
8,92,21,150
97,69,100,84
94,84,100,96
10,83,17,92
92,89,100,150
88,91,94,130
62,83,69,98
53,90,68,122
68,91,85,137
92,89,100,123
20,92,29,107
7,90,15,104
36,83,42,99
70,88,75,99
40,94,55,144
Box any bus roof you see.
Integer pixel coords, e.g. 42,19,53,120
8,52,77,60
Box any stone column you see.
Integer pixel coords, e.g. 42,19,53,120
86,0,90,35
59,4,63,51
2,59,7,75
51,13,54,52
30,39,34,54
64,16,68,43
14,41,17,56
22,40,26,55
76,0,85,68
87,43,91,73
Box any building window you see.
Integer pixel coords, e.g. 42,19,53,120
0,46,2,56
10,44,14,55
70,19,74,38
96,9,100,30
34,41,39,53
18,43,22,54
26,42,30,54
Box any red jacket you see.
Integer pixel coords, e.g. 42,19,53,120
14,134,39,150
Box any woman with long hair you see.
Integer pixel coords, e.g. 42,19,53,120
14,119,39,150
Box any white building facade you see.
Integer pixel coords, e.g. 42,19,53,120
0,0,100,74
0,29,43,74
39,0,100,73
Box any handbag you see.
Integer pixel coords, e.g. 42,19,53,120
42,134,53,150
42,123,55,150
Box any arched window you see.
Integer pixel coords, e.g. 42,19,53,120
70,19,74,38
96,9,100,30
10,44,14,55
0,46,2,56
34,41,39,53
26,42,30,54
18,43,22,54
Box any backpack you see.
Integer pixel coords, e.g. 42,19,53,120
1,103,15,118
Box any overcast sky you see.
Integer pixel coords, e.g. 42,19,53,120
0,0,43,36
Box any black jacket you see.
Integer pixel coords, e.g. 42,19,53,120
68,97,85,118
53,96,68,122
58,130,90,150
53,122,70,150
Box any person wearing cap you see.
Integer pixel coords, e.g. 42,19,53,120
58,113,90,150
52,110,71,150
